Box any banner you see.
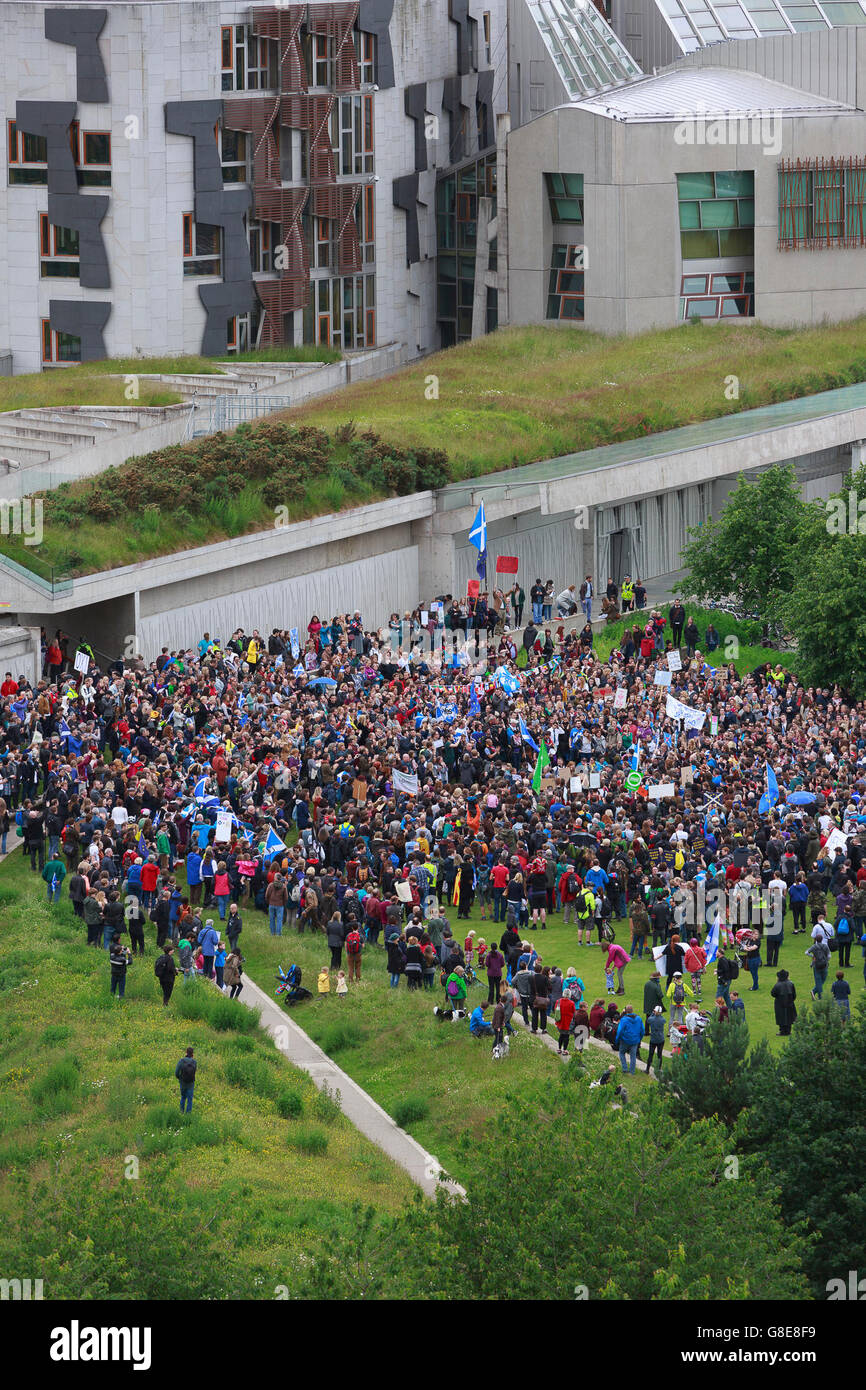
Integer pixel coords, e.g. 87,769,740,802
824,827,849,857
665,694,707,730
653,670,672,687
289,628,300,659
392,769,419,796
467,579,480,598
496,555,519,574
214,810,233,842
647,782,676,798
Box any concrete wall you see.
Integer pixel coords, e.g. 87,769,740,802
0,623,41,687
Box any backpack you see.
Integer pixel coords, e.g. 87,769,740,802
566,872,579,896
345,930,362,956
812,942,830,969
836,917,851,937
673,982,685,1005
178,1057,196,1084
446,977,461,997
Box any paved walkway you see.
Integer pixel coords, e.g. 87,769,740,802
239,970,465,1199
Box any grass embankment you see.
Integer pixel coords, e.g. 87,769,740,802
291,320,866,479
6,321,866,578
595,603,802,678
0,347,340,415
0,850,413,1293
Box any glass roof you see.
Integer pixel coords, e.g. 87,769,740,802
653,0,866,53
527,0,643,97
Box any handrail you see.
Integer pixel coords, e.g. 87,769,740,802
0,550,73,596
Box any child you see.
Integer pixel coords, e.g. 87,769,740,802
476,937,487,969
317,966,331,996
605,962,616,995
336,969,348,999
831,970,851,1019
214,939,226,990
464,929,476,966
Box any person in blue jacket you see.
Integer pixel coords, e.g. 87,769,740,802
470,1002,494,1037
198,918,220,979
789,875,809,934
615,1005,644,1074
186,847,203,907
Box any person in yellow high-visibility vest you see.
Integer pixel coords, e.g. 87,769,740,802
575,885,596,947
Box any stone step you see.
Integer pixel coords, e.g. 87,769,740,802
0,439,53,464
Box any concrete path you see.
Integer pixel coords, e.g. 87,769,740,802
239,970,465,1199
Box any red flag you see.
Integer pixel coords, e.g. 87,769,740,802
496,555,519,574
467,579,480,598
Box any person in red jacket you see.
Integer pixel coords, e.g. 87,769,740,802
490,859,509,923
558,864,581,923
0,673,18,696
555,991,576,1053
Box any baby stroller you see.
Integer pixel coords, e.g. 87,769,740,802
276,963,312,1006
464,963,482,989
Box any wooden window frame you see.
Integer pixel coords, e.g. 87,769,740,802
41,318,53,362
182,213,193,258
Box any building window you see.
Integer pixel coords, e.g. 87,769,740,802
218,125,250,184
221,24,277,92
304,273,376,349
8,120,48,185
546,243,584,321
679,271,754,321
331,95,374,176
40,318,81,363
778,157,866,249
226,308,260,352
677,170,754,259
544,171,584,224
355,29,377,84
355,183,375,264
306,33,335,88
39,214,80,279
436,153,497,344
483,12,492,64
182,214,222,276
70,127,112,186
248,218,282,274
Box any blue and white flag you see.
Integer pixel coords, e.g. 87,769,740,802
493,666,521,695
468,682,480,717
468,499,487,554
518,715,539,752
435,701,457,724
192,776,209,802
263,827,287,861
630,741,641,772
289,628,300,659
704,918,720,965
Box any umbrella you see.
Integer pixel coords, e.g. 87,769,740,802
307,677,337,690
786,790,816,805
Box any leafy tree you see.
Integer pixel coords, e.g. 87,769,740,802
373,1084,809,1300
658,1019,773,1130
681,463,806,637
738,1000,866,1296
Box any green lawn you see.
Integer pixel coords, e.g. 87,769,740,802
290,319,866,479
0,850,414,1292
594,603,802,677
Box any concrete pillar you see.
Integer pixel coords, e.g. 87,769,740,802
413,515,456,600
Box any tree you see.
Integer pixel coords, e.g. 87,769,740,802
372,1082,809,1300
784,467,866,696
738,1000,866,1296
681,463,807,637
658,1018,772,1130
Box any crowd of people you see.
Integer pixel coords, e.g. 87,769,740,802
1,587,865,1083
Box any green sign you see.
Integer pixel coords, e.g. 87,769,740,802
625,770,642,792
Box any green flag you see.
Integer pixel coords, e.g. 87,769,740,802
532,740,551,792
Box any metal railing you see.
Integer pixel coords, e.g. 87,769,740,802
0,549,73,597
187,394,299,438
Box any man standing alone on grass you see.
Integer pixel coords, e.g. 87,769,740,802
175,1047,196,1114
154,944,177,1008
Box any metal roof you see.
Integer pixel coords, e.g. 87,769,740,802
569,64,858,117
527,0,644,97
650,0,866,55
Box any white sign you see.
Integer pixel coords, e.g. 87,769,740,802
667,649,682,672
647,782,676,798
74,650,90,675
420,611,429,626
665,694,707,730
710,716,719,736
653,670,672,687
588,772,600,788
214,810,233,841
824,827,849,857
613,686,627,709
392,769,419,795
570,777,583,794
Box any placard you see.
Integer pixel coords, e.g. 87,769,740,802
214,810,233,841
681,767,694,786
352,778,368,804
613,686,627,709
395,881,414,903
647,782,676,798
570,777,583,794
710,716,719,736
824,827,849,856
589,772,601,788
653,669,671,686
667,649,682,672
74,650,90,675
420,611,428,626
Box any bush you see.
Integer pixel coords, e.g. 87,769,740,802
209,995,260,1033
312,1084,341,1125
276,1089,303,1119
288,1126,329,1156
319,1019,365,1055
223,1055,275,1099
30,1059,81,1115
393,1096,430,1129
39,1025,72,1046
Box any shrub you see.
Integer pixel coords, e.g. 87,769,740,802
209,995,260,1033
223,1055,276,1099
393,1096,430,1129
334,420,356,445
319,1019,364,1055
312,1084,341,1125
30,1060,81,1114
39,1025,71,1046
276,1089,303,1119
288,1126,329,1156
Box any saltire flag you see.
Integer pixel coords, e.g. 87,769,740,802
193,776,209,802
58,717,72,741
496,555,519,574
263,827,288,861
704,918,720,965
531,740,551,793
493,666,521,695
758,762,781,816
630,741,641,772
468,499,487,554
519,715,539,752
